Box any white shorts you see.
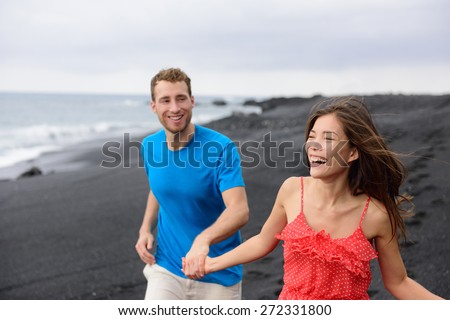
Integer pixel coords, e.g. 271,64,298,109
143,263,242,300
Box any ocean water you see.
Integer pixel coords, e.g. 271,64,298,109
0,92,261,173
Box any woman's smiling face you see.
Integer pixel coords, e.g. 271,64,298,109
306,113,358,179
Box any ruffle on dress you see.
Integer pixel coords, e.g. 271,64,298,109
276,230,378,278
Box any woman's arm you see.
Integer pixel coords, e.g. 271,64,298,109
375,212,443,299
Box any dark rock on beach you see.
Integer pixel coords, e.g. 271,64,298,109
243,95,322,111
18,166,43,178
212,99,227,106
0,94,449,300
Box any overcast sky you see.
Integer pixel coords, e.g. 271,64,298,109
0,0,449,97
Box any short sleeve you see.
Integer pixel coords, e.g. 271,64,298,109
216,142,245,192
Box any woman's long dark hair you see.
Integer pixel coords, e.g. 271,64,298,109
305,97,412,240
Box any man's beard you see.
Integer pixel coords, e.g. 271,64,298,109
163,113,192,136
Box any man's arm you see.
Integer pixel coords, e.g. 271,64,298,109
135,190,160,265
183,186,249,279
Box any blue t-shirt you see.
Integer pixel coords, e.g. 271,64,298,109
141,124,245,286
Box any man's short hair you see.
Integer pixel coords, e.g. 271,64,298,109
151,68,192,101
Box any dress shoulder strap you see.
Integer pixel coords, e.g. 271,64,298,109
300,177,304,213
359,196,371,226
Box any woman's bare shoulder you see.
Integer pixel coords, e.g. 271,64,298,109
281,176,302,188
364,197,391,238
278,176,303,197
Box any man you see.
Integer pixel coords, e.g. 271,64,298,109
135,68,249,299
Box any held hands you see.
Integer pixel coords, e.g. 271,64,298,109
182,256,215,280
135,231,156,265
181,238,210,280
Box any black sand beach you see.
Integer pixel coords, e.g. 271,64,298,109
1,94,449,299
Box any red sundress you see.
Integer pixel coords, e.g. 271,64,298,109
276,177,378,300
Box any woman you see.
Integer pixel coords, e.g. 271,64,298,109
183,97,443,299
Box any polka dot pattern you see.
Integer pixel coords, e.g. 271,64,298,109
275,177,378,300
